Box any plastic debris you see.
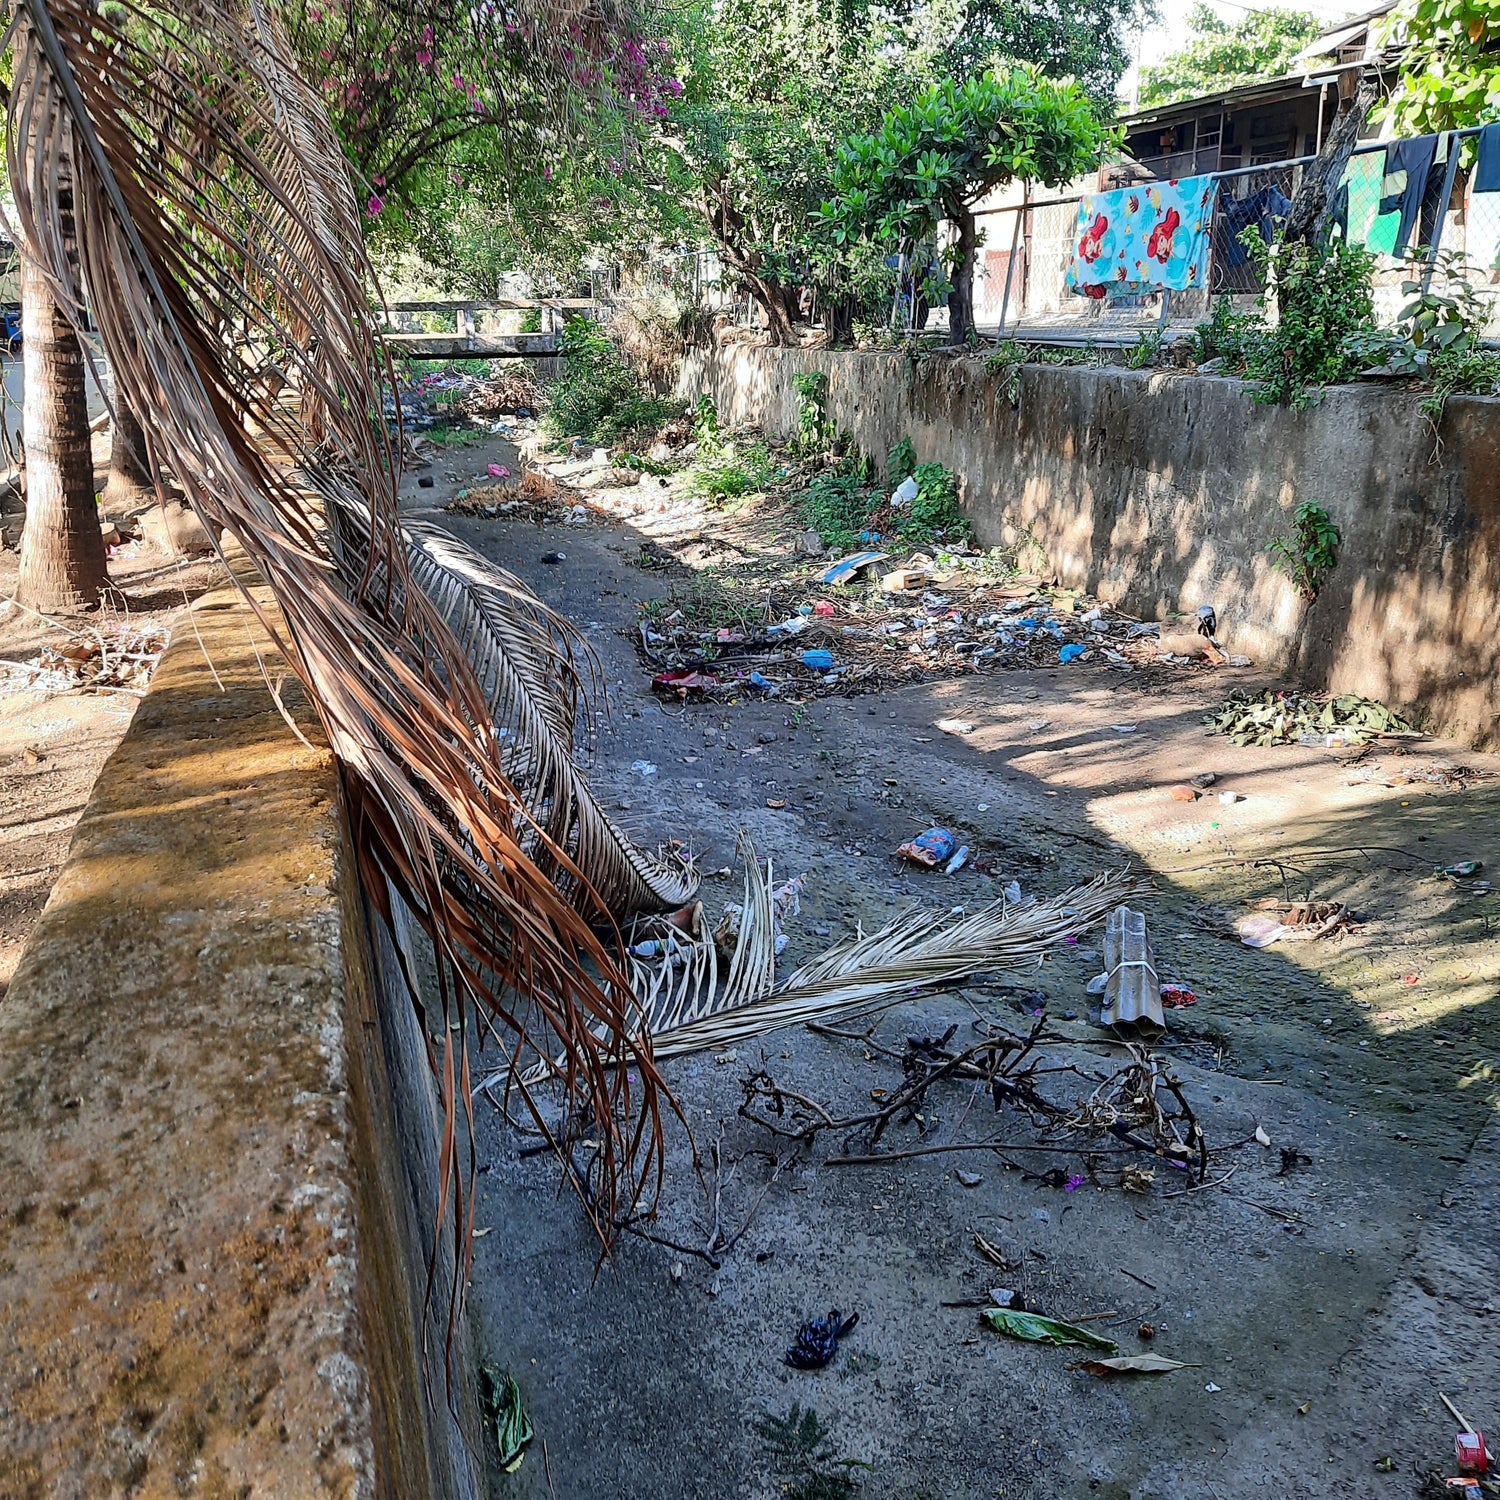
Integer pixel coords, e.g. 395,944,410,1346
936,718,975,735
897,827,959,867
1070,1354,1193,1376
480,1366,534,1473
817,550,887,586
891,475,919,507
487,463,511,479
1059,643,1086,664
784,1309,859,1369
1160,984,1197,1009
767,615,809,638
1099,905,1164,1038
539,550,565,564
653,669,723,696
945,845,970,875
1440,861,1483,878
801,649,835,671
631,760,658,777
981,1309,1117,1351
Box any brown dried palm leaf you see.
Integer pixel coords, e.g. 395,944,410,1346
2,0,680,1304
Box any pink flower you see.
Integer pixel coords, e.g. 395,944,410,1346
542,164,552,181
365,195,384,218
1064,1174,1085,1192
416,49,432,67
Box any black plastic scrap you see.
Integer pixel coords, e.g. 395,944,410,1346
784,1309,860,1369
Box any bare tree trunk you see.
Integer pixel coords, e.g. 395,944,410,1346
101,396,154,510
947,205,978,346
15,245,106,612
1282,77,1376,249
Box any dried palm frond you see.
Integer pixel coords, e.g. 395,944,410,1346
521,859,1135,1081
3,0,677,1304
638,869,1134,1061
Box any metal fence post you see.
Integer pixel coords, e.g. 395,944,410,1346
997,209,1022,336
1422,130,1465,295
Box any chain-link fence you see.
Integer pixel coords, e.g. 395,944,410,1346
975,126,1500,344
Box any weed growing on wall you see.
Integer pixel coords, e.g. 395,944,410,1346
1268,501,1341,599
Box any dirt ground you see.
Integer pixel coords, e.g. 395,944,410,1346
399,429,1500,1500
0,476,223,998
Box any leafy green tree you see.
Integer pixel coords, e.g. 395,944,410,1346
1378,0,1500,135
946,0,1157,109
818,68,1113,344
1138,5,1320,108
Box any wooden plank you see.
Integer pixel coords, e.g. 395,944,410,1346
382,298,595,314
382,333,559,359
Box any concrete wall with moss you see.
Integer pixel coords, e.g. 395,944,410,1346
680,341,1500,747
0,580,483,1497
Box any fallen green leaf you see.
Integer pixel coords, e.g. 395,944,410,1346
980,1309,1118,1351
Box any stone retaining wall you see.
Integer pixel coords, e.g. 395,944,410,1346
0,581,481,1497
681,342,1500,746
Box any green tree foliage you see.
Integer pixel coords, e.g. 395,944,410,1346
818,68,1112,343
1138,5,1320,107
946,0,1157,109
1378,0,1500,135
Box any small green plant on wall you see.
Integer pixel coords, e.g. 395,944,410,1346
1268,501,1340,600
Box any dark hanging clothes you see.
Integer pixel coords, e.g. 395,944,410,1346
1475,123,1500,195
1377,135,1438,254
1218,184,1295,267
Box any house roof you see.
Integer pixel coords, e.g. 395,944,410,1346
1119,1,1401,133
1119,74,1312,133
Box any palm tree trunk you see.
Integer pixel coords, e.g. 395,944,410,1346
15,246,106,613
101,397,154,510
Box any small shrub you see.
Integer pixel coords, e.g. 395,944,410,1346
1268,501,1340,600
886,437,916,487
1190,296,1258,368
792,371,835,456
901,461,967,545
1241,230,1375,408
544,316,685,444
1125,328,1163,370
801,469,875,548
755,1405,870,1500
691,440,777,506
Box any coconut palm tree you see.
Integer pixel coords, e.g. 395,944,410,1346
14,178,106,613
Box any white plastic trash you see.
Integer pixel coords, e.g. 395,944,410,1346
891,476,919,508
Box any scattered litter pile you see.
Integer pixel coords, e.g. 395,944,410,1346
445,473,591,527
1205,689,1415,748
638,574,1248,702
1,621,168,696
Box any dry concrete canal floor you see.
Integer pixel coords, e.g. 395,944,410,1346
408,438,1500,1500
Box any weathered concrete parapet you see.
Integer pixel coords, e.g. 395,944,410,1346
681,343,1500,746
0,583,479,1498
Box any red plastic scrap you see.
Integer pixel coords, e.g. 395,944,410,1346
1160,985,1197,1009
1456,1431,1488,1476
652,669,722,696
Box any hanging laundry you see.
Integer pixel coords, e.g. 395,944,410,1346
1065,177,1217,298
1474,122,1500,195
1331,149,1385,248
1376,135,1438,254
1217,183,1294,267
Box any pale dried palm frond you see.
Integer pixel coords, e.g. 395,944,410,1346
523,859,1135,1079
3,0,679,1301
639,869,1135,1061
